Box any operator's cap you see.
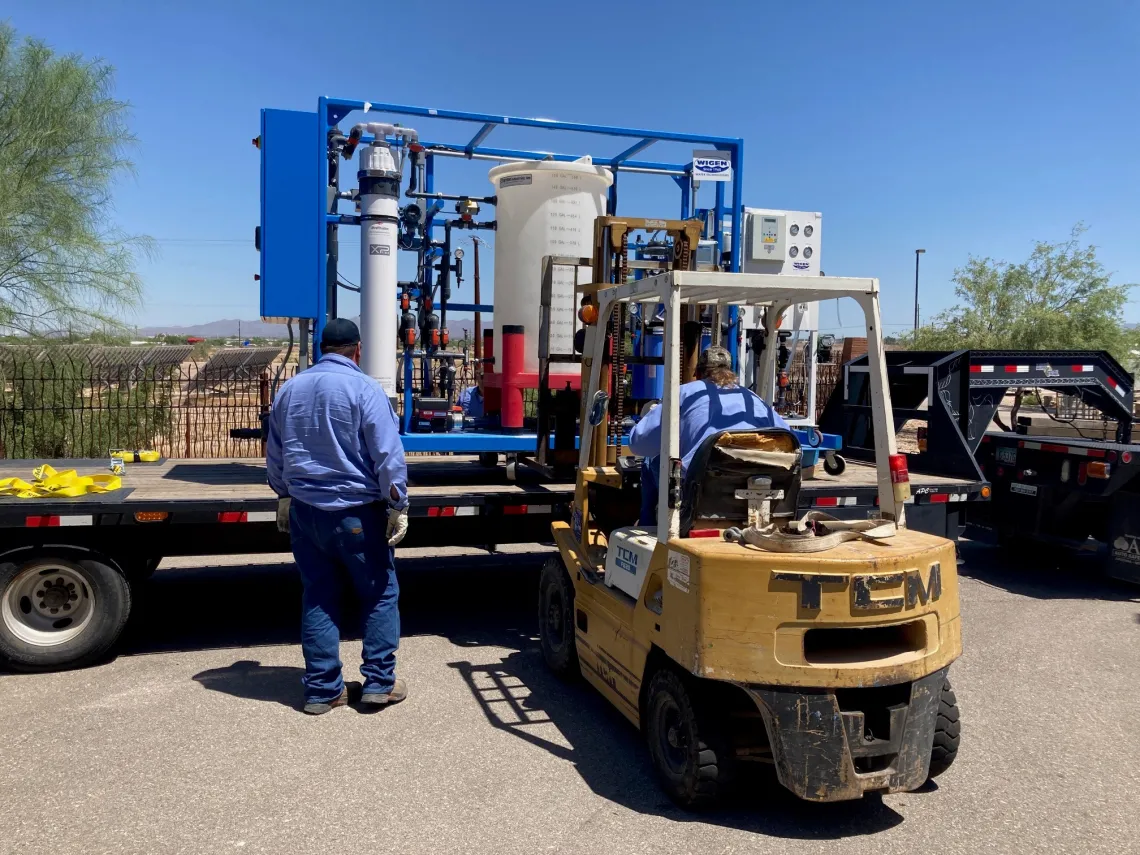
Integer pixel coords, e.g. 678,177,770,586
321,318,360,349
697,345,732,372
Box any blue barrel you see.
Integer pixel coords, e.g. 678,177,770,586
632,325,664,400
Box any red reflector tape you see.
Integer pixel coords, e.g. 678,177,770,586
217,512,247,523
929,493,950,503
1087,448,1107,459
688,529,720,538
503,505,527,515
814,496,839,507
1041,443,1068,454
26,515,60,527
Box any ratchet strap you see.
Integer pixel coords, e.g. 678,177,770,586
725,511,896,553
111,449,160,463
0,464,122,499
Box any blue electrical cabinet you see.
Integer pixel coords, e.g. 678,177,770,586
259,109,318,320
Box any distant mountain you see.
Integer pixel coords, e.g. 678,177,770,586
138,319,293,338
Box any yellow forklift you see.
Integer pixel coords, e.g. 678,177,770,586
537,217,962,806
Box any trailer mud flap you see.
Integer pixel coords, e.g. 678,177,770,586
745,668,946,801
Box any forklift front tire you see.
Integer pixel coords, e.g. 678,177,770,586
538,557,578,678
927,678,961,779
645,668,734,809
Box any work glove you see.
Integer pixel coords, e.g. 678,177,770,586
387,505,409,546
276,497,291,534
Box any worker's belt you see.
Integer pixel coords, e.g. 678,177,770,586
0,464,122,499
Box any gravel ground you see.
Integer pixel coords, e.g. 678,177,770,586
1,540,1138,855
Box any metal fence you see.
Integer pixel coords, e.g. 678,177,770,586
0,347,296,460
0,345,844,460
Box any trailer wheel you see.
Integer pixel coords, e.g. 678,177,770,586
645,668,734,809
478,453,498,468
824,452,847,476
927,678,961,779
0,554,131,672
537,557,578,678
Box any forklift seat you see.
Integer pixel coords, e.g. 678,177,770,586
680,429,803,537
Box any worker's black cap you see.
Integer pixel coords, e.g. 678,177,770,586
321,318,360,349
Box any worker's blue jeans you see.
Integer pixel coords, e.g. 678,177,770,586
640,457,659,527
288,499,400,704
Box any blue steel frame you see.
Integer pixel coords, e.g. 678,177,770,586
314,98,745,449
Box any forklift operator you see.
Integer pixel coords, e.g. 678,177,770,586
628,345,788,525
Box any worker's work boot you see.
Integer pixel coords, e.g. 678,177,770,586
303,681,361,715
360,678,408,708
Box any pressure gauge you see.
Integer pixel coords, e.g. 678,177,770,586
454,248,464,259
789,224,799,236
789,246,799,258
803,224,814,237
803,246,813,259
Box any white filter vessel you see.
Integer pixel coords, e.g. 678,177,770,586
358,142,400,397
489,158,612,376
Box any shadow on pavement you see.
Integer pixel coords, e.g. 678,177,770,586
124,552,909,837
957,536,1140,602
447,644,906,839
192,659,306,711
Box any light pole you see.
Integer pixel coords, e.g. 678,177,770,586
914,249,926,331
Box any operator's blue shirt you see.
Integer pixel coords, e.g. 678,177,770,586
266,354,408,511
458,385,484,418
628,380,788,471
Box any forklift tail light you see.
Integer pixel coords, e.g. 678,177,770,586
1086,461,1112,480
888,453,911,503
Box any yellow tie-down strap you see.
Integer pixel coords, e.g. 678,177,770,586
0,464,122,499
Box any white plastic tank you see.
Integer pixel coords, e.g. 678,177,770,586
489,157,613,376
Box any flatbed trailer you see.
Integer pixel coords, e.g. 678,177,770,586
973,432,1140,584
0,454,978,671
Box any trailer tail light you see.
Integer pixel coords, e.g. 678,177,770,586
888,454,911,503
1086,461,1112,480
1123,451,1133,464
134,511,169,522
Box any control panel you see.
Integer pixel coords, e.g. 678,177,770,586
743,208,821,277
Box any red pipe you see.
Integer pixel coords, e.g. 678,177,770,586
501,324,525,430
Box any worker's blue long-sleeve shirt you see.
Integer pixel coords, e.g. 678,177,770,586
458,386,484,418
628,380,788,471
266,354,408,510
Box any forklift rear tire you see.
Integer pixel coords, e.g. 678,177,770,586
645,668,734,809
824,452,846,476
538,557,578,678
0,553,131,672
927,678,961,779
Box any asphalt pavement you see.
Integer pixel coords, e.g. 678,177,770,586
1,540,1138,855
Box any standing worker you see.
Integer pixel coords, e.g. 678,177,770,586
267,318,410,715
629,345,788,525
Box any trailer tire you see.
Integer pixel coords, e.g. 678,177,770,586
645,668,734,809
927,678,961,779
537,557,578,678
0,554,131,672
478,453,498,468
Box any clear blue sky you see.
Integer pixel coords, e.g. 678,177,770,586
7,0,1139,335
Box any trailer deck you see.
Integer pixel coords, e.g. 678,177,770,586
0,455,982,554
